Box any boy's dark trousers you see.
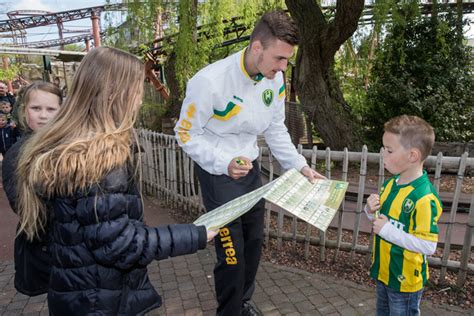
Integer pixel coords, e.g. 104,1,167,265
196,161,265,316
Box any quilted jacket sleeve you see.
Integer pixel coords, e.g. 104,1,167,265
2,138,25,212
76,169,207,270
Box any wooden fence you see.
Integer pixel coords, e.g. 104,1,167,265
138,129,474,287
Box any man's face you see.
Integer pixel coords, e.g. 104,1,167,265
1,103,12,114
0,84,7,96
254,39,294,80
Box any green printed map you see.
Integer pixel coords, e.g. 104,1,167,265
194,168,348,232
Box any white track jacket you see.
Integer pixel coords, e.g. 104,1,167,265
175,48,308,176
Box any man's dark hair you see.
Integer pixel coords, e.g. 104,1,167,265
249,10,299,48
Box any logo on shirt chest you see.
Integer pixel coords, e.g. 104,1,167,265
262,89,273,106
403,198,415,213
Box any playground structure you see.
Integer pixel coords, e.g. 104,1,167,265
4,10,90,50
0,4,130,93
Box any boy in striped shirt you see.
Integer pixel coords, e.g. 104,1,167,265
365,115,442,316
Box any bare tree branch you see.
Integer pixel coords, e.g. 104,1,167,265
325,0,365,63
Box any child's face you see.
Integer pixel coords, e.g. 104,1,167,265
382,132,411,176
0,116,7,127
0,84,7,96
1,103,12,114
26,90,61,131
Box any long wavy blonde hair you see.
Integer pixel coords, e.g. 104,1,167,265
17,47,145,240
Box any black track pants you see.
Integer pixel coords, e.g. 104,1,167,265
196,161,265,316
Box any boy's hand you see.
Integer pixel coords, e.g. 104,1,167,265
373,214,389,234
228,157,252,180
366,194,380,213
300,166,326,183
206,230,218,242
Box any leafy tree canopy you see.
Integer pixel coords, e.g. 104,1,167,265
0,57,22,82
365,9,473,147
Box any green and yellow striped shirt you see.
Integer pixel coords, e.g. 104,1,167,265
370,171,442,292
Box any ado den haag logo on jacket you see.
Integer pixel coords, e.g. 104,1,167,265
262,89,273,106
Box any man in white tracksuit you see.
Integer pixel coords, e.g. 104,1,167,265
175,10,323,316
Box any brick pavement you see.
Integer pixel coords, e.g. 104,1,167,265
0,174,471,315
0,248,470,316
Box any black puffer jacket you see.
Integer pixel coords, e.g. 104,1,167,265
2,137,51,296
46,167,207,316
0,125,18,155
2,137,23,209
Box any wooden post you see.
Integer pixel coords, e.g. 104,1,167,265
292,145,303,248
433,152,443,192
305,145,318,259
350,145,367,262
334,147,349,261
319,147,331,262
439,152,468,283
264,144,271,244
154,131,159,197
270,150,283,250
366,147,384,264
171,138,178,208
456,194,474,287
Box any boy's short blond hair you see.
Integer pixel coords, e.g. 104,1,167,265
384,115,435,161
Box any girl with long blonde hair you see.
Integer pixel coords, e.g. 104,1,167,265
16,47,215,315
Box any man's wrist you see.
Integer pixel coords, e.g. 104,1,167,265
299,164,309,172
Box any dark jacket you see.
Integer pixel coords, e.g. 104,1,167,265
2,137,23,209
46,167,207,316
2,137,51,296
0,93,15,107
0,125,18,154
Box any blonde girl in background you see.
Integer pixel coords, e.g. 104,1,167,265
2,81,62,296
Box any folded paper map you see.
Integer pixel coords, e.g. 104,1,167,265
194,168,348,232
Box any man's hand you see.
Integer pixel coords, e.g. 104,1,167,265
227,157,253,180
300,166,326,183
373,214,389,235
366,194,380,214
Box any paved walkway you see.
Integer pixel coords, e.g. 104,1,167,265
0,248,471,316
0,180,471,315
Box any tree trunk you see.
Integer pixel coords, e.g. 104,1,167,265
432,0,438,23
456,0,463,40
163,0,198,119
164,52,182,118
364,30,378,91
286,0,364,150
